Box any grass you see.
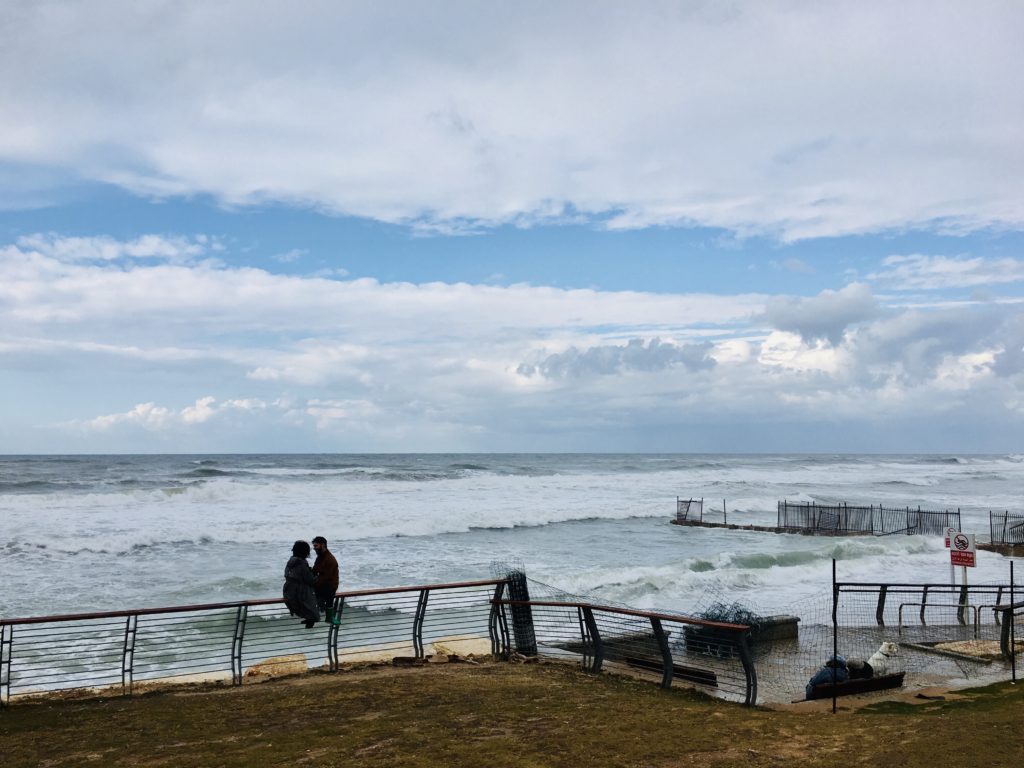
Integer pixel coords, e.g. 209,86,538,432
2,660,1023,767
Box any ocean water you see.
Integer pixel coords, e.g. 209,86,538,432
1,453,1021,620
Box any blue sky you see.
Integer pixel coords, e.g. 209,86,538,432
1,1,1023,453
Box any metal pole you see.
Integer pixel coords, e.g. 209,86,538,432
231,604,247,684
0,624,11,707
581,607,602,674
832,558,838,714
413,589,430,658
1011,560,1016,683
650,617,673,689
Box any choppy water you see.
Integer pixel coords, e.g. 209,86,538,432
1,453,1021,619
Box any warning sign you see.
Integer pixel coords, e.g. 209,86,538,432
944,526,958,548
950,533,976,568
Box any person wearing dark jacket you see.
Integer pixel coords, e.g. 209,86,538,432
312,535,340,625
805,654,849,698
283,540,319,628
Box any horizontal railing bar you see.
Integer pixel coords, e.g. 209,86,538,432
837,582,1013,588
1,578,509,626
992,601,1024,612
495,599,749,631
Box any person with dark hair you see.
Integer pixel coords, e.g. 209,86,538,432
311,535,340,625
283,540,319,628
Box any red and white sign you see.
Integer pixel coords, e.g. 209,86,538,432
950,532,976,567
944,527,958,548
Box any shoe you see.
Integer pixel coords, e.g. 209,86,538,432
303,619,316,629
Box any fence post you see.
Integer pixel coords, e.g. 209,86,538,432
957,583,969,626
489,582,510,658
231,604,247,684
919,586,929,625
413,589,430,658
650,617,673,689
832,559,838,714
327,597,341,672
580,606,602,674
0,624,11,707
737,632,758,707
1011,561,1016,682
121,614,138,696
875,585,887,626
506,570,537,657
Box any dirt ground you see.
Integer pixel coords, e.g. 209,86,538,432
2,658,1022,767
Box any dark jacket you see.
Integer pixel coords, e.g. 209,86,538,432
283,555,319,622
313,548,340,594
805,664,849,697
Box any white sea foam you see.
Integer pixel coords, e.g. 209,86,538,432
1,454,1021,618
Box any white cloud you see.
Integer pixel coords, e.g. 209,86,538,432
0,235,765,339
77,396,269,432
1,2,1022,239
869,254,1024,290
15,233,215,263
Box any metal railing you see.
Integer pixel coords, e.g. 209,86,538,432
492,597,757,705
837,582,1015,629
0,578,509,706
778,501,961,537
990,511,1024,545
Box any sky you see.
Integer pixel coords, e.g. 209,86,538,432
1,1,1023,454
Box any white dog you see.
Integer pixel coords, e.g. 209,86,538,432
867,641,899,676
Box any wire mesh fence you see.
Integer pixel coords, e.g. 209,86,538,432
777,501,961,537
726,575,1022,705
0,579,507,705
676,497,704,522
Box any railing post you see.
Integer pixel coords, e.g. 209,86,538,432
958,583,969,626
994,587,1004,626
737,632,758,706
875,585,887,626
489,582,510,658
122,614,138,696
231,605,247,684
1,624,12,707
506,570,537,657
919,586,929,625
413,589,430,658
650,617,673,689
580,606,602,674
327,596,343,671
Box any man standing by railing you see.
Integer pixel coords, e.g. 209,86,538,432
312,536,340,625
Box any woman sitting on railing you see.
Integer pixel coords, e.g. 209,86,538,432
283,540,320,628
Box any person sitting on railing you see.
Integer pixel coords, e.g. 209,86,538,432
283,540,320,628
312,535,340,626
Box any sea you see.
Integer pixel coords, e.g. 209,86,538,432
1,453,1021,620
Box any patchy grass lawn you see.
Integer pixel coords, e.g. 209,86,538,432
2,660,1023,767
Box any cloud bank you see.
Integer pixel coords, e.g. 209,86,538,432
2,1,1022,239
2,233,1022,452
